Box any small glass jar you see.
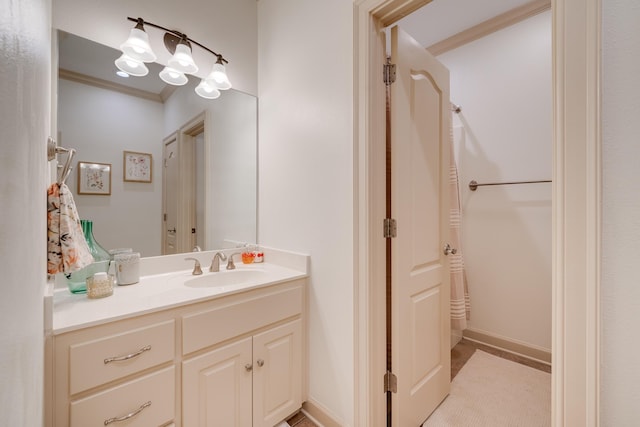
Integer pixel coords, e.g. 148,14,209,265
86,272,114,299
241,251,255,264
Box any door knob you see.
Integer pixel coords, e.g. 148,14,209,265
245,364,253,372
256,359,264,367
443,244,457,256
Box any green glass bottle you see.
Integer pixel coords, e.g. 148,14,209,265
66,220,111,294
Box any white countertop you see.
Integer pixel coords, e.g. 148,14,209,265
49,248,309,335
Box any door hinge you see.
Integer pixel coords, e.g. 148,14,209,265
384,371,397,393
383,63,396,86
383,218,397,238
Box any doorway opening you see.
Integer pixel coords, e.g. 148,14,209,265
383,3,552,424
355,0,601,425
161,112,206,254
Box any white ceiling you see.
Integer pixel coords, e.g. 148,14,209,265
58,31,168,94
397,0,535,48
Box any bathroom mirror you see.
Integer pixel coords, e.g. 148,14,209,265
56,31,257,257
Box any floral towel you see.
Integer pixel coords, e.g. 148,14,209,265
47,183,94,274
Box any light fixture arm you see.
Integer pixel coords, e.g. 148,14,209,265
126,17,228,64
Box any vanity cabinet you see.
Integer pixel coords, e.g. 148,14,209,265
49,279,305,427
51,314,178,427
182,319,302,427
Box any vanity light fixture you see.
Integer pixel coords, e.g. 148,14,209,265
116,17,232,99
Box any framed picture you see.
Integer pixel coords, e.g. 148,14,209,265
77,161,111,195
123,151,152,183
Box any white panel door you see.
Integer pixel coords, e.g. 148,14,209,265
390,25,451,426
182,337,252,427
252,320,302,427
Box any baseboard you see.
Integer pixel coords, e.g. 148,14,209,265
463,328,552,365
451,329,463,349
301,399,343,427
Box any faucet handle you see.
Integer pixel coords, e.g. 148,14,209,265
184,257,203,275
226,252,242,270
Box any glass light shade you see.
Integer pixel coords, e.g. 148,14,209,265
159,66,188,86
210,62,232,89
120,28,157,63
114,54,149,77
195,79,221,99
167,43,198,74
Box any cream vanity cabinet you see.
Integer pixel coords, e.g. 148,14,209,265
182,319,302,426
49,280,305,427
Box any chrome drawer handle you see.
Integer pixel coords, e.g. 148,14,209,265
104,401,151,425
104,345,151,364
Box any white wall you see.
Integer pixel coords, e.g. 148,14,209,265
58,79,164,256
437,11,552,350
52,0,258,95
163,80,257,250
258,0,354,424
601,0,640,423
0,0,50,423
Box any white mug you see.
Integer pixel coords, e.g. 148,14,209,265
115,252,140,285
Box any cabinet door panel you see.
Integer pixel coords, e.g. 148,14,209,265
252,320,302,427
182,337,252,427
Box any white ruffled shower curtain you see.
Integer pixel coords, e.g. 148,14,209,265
449,120,471,330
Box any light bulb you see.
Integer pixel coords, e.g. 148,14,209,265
195,79,221,99
159,66,188,86
120,27,156,63
114,54,149,77
205,61,232,90
168,43,198,74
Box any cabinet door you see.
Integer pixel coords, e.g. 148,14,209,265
252,320,302,427
182,337,252,427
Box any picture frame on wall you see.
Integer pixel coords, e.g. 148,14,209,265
123,151,153,183
77,161,111,195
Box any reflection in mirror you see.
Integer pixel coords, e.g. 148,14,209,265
57,31,257,257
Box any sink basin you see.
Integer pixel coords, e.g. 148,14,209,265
184,269,267,288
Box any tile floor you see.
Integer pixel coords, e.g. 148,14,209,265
287,338,551,426
451,338,551,379
286,411,318,427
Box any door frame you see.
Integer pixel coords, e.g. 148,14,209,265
161,111,210,254
179,113,207,251
354,0,601,425
161,132,178,255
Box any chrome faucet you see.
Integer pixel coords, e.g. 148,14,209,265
226,252,242,270
210,252,227,272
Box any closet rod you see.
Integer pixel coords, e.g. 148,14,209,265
469,179,552,191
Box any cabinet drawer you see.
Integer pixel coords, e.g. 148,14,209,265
70,366,175,427
182,285,302,355
69,320,175,394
